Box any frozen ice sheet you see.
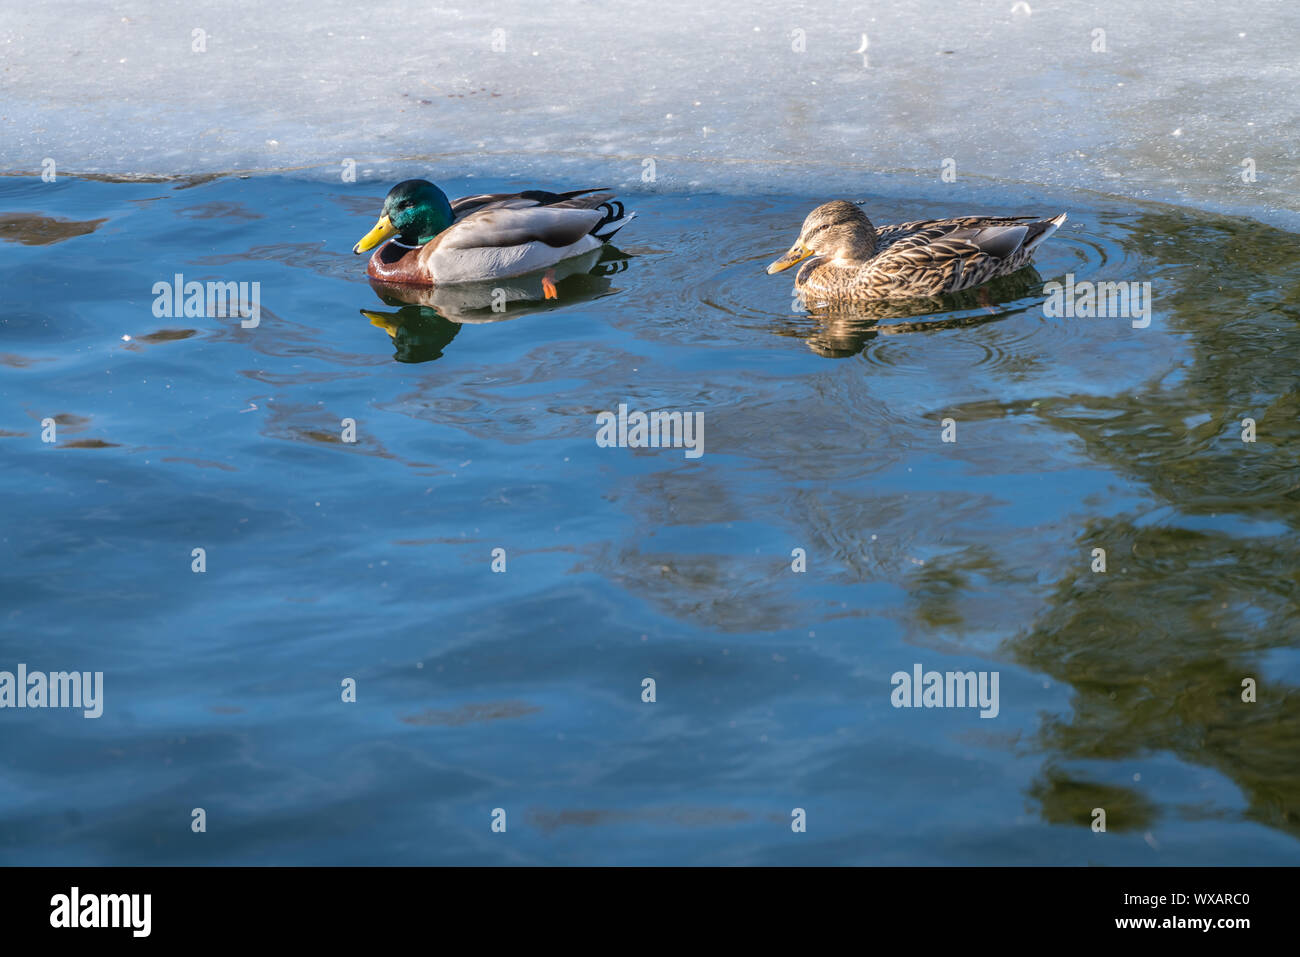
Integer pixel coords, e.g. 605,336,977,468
2,0,1297,226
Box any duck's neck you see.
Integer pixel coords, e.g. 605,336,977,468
837,225,878,261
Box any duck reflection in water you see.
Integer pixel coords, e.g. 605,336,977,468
775,266,1044,359
360,246,631,363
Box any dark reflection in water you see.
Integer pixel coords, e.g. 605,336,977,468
772,268,1044,358
1005,210,1300,839
1,177,1298,865
361,246,632,362
0,211,106,245
861,207,1300,842
361,305,463,364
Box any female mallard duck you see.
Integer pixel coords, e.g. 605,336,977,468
767,200,1067,301
353,180,634,293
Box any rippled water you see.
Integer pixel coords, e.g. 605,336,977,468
1,175,1298,864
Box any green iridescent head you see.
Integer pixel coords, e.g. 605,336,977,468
353,180,455,253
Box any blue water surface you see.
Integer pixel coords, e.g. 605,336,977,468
1,174,1298,864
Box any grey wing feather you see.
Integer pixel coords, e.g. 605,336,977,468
439,205,606,250
877,217,1041,257
452,194,542,215
942,224,1031,259
451,188,612,218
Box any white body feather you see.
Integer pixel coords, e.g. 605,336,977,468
425,233,605,283
418,201,634,284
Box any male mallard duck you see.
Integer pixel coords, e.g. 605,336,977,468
767,201,1067,301
353,180,634,294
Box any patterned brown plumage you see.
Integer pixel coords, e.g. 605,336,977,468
767,200,1067,302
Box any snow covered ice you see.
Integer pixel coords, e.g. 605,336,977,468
2,0,1297,226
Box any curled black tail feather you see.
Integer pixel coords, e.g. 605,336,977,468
592,200,633,242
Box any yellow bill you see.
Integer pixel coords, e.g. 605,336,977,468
766,244,814,274
353,215,398,254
